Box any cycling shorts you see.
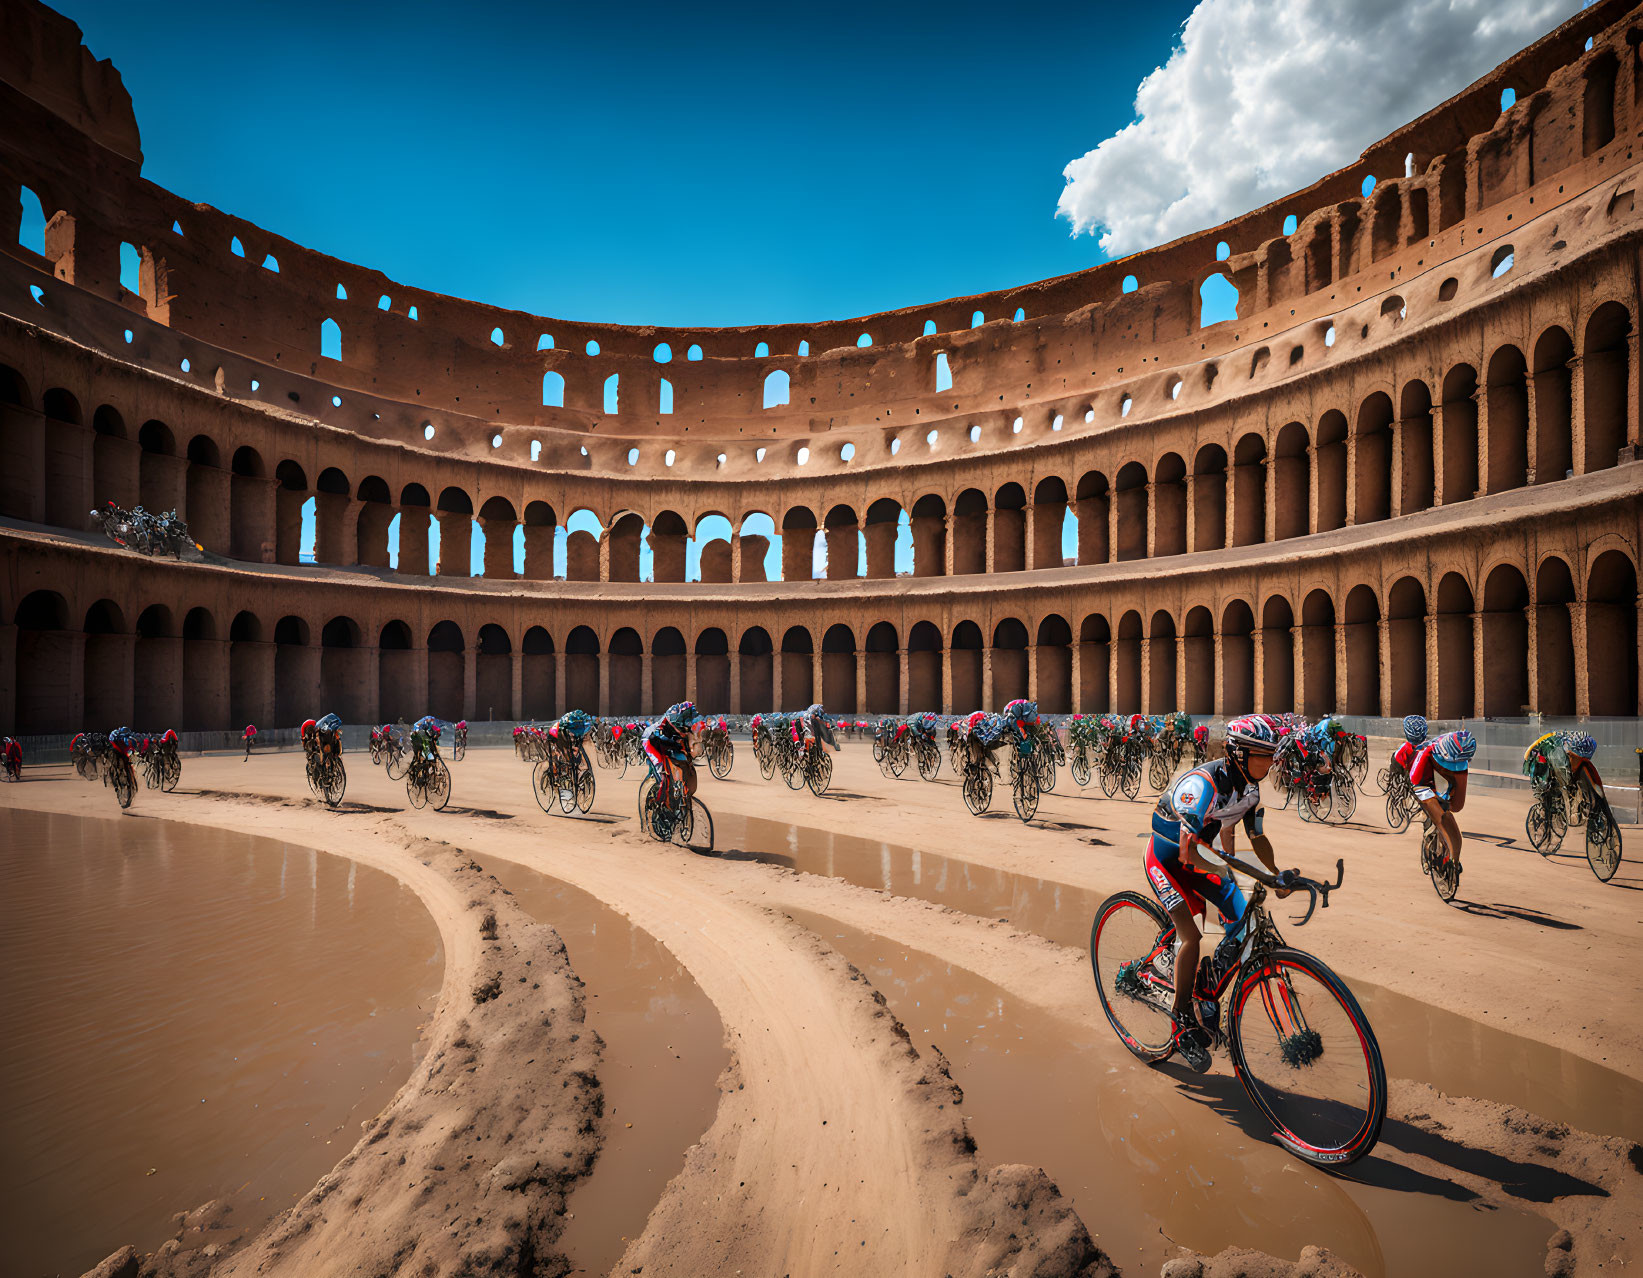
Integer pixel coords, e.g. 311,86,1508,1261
1143,834,1247,929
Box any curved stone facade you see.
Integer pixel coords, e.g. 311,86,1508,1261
2,0,1639,735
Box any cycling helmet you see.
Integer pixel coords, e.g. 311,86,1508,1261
1224,716,1279,768
1564,731,1597,759
301,719,317,738
456,720,467,730
1402,714,1428,745
1003,699,1038,723
806,703,826,718
665,701,697,731
1431,730,1477,770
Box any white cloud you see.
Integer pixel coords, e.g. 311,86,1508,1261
1057,0,1582,258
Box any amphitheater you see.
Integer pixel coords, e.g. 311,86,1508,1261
4,3,1643,1278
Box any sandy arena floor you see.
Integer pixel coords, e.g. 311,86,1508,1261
6,743,1641,1278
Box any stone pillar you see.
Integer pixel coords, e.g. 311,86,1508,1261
597,647,610,718
1289,626,1304,715
1022,504,1037,571
1344,429,1359,527
522,522,554,580
1145,483,1158,558
598,528,611,583
1306,446,1321,533
1569,602,1590,716
1523,604,1540,717
898,649,910,715
981,646,994,711
231,475,277,562
1183,475,1197,554
1429,404,1448,505
854,649,867,715
0,623,16,733
554,648,566,720
1377,619,1393,718
1027,642,1039,704
397,508,431,575
825,522,858,579
185,465,232,554
41,421,93,530
1140,637,1152,714
1212,631,1225,715
314,492,350,565
1069,641,1082,715
0,404,45,522
183,638,231,731
984,508,995,574
1424,612,1441,720
1386,419,1404,519
1108,495,1121,567
1176,635,1188,710
1471,611,1486,720
1567,356,1587,476
940,647,953,715
435,512,472,578
1334,623,1349,712
480,518,519,579
141,452,188,522
730,535,743,584
769,652,781,717
729,651,742,715
812,650,823,708
275,488,305,565
1252,629,1266,715
359,646,382,725
863,519,897,579
639,652,654,716
685,650,698,706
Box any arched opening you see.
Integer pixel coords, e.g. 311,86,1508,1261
1260,597,1295,713
1031,478,1069,569
695,628,731,711
392,482,431,576
180,434,227,554
823,504,861,580
606,511,644,583
319,616,366,723
1436,573,1475,718
607,628,642,717
863,499,903,580
950,621,983,710
522,627,556,720
1480,565,1529,717
1398,380,1435,514
1079,614,1112,713
1315,411,1348,532
1583,49,1619,155
1075,471,1110,564
1153,454,1187,557
1116,611,1143,712
1192,445,1228,551
378,620,415,723
653,627,687,711
953,489,988,574
1485,346,1529,494
1353,393,1393,524
1532,327,1574,485
1035,615,1072,713
176,606,220,732
1146,611,1177,713
1182,607,1213,714
435,487,474,578
523,501,557,580
907,621,943,710
1587,550,1638,715
478,496,519,579
136,419,179,532
991,618,1028,708
1534,558,1577,716
739,627,774,710
822,624,857,714
476,623,513,720
1440,365,1479,503
226,444,268,561
91,404,137,515
563,509,603,582
1582,302,1630,473
83,600,130,727
691,514,734,584
564,626,599,713
230,611,270,728
131,604,181,728
1273,423,1310,539
351,474,392,568
646,510,688,583
1230,436,1266,546
273,614,312,727
737,512,778,584
1299,592,1336,716
1221,601,1255,713
779,626,813,711
427,621,465,721
909,494,947,577
992,484,1026,572
1387,578,1427,714
12,591,73,733
780,507,818,583
40,389,86,530
1342,586,1381,715
865,622,900,713
1115,463,1148,561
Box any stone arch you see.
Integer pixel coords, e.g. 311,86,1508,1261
823,504,861,581
991,618,1028,709
228,610,271,727
1354,392,1394,524
0,363,31,409
953,488,988,574
1440,364,1479,503
82,599,131,728
821,623,857,713
1221,600,1255,713
271,614,312,727
695,628,731,711
692,512,735,585
779,625,813,711
1146,610,1176,713
1481,564,1530,717
136,419,180,528
1035,614,1072,713
375,619,416,723
476,496,519,580
1260,596,1295,713
1485,345,1529,495
1153,453,1187,557
780,506,818,582
434,486,474,579
909,493,947,578
12,590,73,732
1273,423,1310,539
950,620,983,710
907,620,943,710
863,498,904,580
1342,585,1381,715
739,626,774,711
1299,591,1336,716
1386,577,1427,714
1315,410,1348,532
522,626,556,720
1398,380,1435,514
1115,463,1148,562
601,511,641,583
1182,606,1214,714
1532,326,1575,485
992,483,1027,573
1079,614,1112,713
1075,471,1110,564
474,623,512,720
132,604,180,728
177,606,219,732
564,625,599,713
647,509,688,583
426,620,465,720
87,404,137,516
604,627,642,717
1230,436,1266,547
865,621,900,714
653,626,687,711
318,615,366,723
1115,611,1144,712
1435,572,1475,718
1582,301,1630,473
1534,557,1577,716
1587,549,1638,715
523,500,558,581
1031,477,1069,570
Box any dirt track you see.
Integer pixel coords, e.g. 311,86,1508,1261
7,743,1641,1278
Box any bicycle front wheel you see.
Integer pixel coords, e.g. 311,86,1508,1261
1070,750,1091,788
783,753,806,789
429,760,451,811
532,761,559,815
387,751,408,781
1099,761,1119,798
1587,802,1623,883
1121,759,1142,801
807,752,833,796
575,763,595,814
1089,891,1177,1061
1333,775,1356,823
685,798,715,853
1229,948,1386,1169
917,741,940,781
113,762,135,809
1012,756,1039,822
407,774,427,809
758,744,776,781
162,756,181,792
710,740,732,780
322,760,347,808
1526,801,1557,854
1148,754,1171,793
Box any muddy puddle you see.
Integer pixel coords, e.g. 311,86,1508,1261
484,863,728,1277
792,912,1557,1278
721,811,1643,1143
0,807,442,1278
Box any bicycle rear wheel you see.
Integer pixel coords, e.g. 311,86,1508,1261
454,740,465,762
670,793,695,846
429,759,451,811
1229,948,1386,1169
963,766,992,815
532,761,559,815
888,747,907,779
1148,753,1171,793
112,761,135,809
783,752,805,789
1099,760,1119,798
1387,786,1413,834
1333,775,1356,822
387,751,408,781
807,752,833,796
575,762,595,813
1089,891,1177,1062
1586,802,1623,883
1526,801,1557,854
710,740,732,780
685,798,715,853
1423,826,1460,902
1121,759,1142,801
757,743,776,780
557,761,578,814
162,755,181,792
1012,756,1039,822
917,741,940,781
322,759,347,808
406,773,427,809
1070,749,1090,788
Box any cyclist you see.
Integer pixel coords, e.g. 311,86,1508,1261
1408,729,1476,870
1390,714,1427,782
1560,731,1606,804
548,708,594,771
300,718,319,763
644,701,698,805
1145,716,1287,1072
2,734,21,781
408,719,439,782
794,703,839,758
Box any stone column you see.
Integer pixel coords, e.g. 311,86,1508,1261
1069,641,1082,715
1027,642,1039,704
435,512,472,578
1306,446,1321,533
944,512,956,578
1175,635,1187,711
522,522,554,580
855,650,867,715
898,649,910,716
730,535,743,584
1567,356,1587,476
0,623,16,734
940,647,953,715
1212,630,1225,715
811,650,823,709
597,648,610,718
983,509,996,574
981,646,994,711
1218,471,1233,553
142,453,188,523
1252,629,1266,715
1263,454,1278,544
1145,483,1158,558
1334,623,1349,712
1108,496,1120,567
1423,612,1441,720
1569,602,1590,716
510,651,524,723
685,650,698,705
1627,330,1643,461
1523,603,1540,717
769,652,781,717
729,651,742,715
480,518,519,579
1429,404,1448,505
640,652,654,716
397,508,431,576
1289,626,1304,715
1387,418,1404,519
1022,504,1037,571
1140,637,1152,714
1183,474,1197,554
183,638,231,732
359,646,381,725
598,529,611,583
1377,619,1393,718
1344,428,1359,527
232,475,278,562
313,492,349,564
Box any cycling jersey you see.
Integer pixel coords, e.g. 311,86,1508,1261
1144,761,1262,925
1391,740,1418,773
1407,742,1455,801
643,718,689,769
